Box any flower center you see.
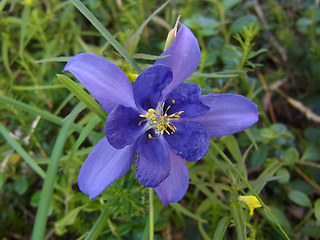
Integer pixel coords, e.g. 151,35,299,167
139,100,183,138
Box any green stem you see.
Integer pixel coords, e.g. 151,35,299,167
85,203,115,240
211,142,291,240
149,188,154,240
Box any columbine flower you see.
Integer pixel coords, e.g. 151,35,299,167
64,24,258,205
239,195,262,216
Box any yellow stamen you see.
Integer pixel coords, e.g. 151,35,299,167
138,103,184,139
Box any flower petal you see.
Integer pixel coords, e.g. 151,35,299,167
64,53,135,113
192,94,259,138
135,132,170,187
106,105,145,149
165,121,209,162
78,137,137,200
156,24,201,96
133,65,172,111
164,83,209,118
154,149,189,206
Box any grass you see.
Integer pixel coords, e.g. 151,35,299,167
1,0,320,239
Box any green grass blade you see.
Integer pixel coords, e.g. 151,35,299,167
171,203,207,223
12,85,64,91
34,56,71,63
31,103,85,240
19,5,30,56
0,0,8,13
128,0,170,54
70,0,142,73
213,216,231,240
0,123,46,179
57,74,107,121
192,71,239,78
84,202,116,240
0,94,84,133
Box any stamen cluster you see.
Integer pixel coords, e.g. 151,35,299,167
139,100,183,138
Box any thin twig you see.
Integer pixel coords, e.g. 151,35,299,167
254,1,287,65
257,69,277,123
274,88,320,123
295,167,320,194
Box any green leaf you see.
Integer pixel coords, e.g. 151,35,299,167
222,0,241,10
54,205,87,235
276,168,290,184
13,177,28,195
230,15,257,33
301,146,320,161
230,201,246,240
288,190,312,208
284,147,299,165
315,199,320,222
221,135,242,162
213,216,231,240
250,146,267,166
269,207,291,230
57,74,107,121
0,172,7,190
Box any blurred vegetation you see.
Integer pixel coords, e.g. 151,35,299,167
1,0,320,239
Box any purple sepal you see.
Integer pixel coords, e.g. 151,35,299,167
192,94,259,138
154,149,189,206
64,53,135,113
135,132,170,187
156,24,201,96
165,121,209,162
78,137,137,200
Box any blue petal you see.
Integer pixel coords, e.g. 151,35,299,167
191,94,259,137
78,137,137,200
165,121,209,162
135,132,170,187
64,53,135,113
154,149,189,205
156,24,201,96
164,83,209,118
106,105,145,149
133,65,173,111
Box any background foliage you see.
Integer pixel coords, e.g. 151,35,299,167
1,0,320,239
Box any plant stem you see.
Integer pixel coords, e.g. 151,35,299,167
149,188,154,240
211,141,291,240
85,203,115,240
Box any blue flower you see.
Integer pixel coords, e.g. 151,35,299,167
64,24,258,205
